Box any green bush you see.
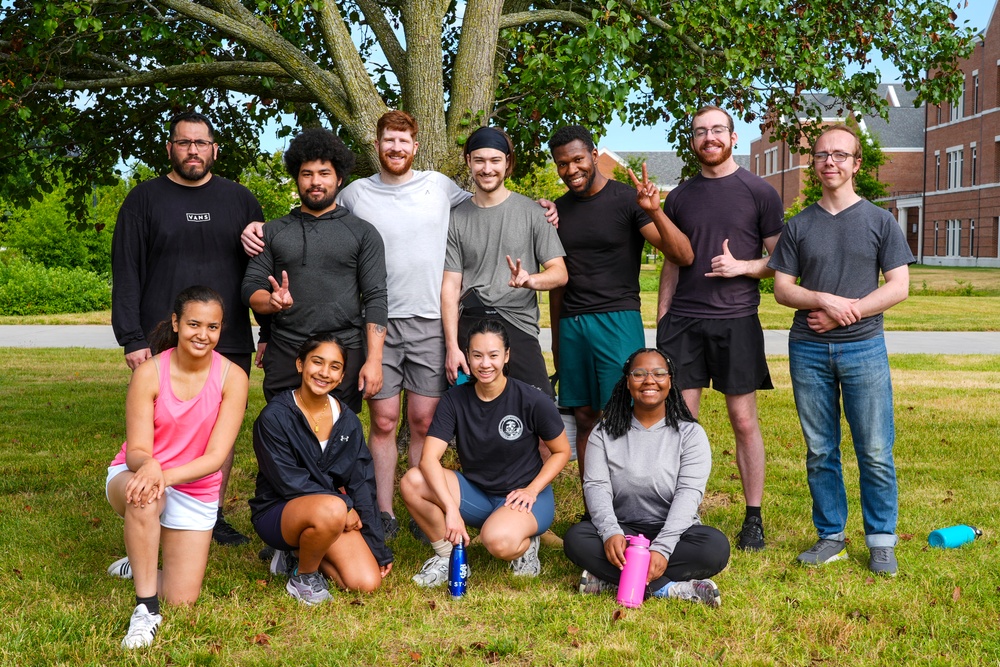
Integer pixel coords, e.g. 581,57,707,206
0,256,111,315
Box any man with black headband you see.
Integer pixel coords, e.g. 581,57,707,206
442,126,567,396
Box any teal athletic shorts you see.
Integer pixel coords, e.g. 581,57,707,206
557,310,645,411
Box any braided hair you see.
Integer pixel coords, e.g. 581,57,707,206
598,347,696,439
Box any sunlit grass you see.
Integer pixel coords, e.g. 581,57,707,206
1,349,998,665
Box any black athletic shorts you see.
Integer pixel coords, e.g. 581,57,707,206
656,313,773,395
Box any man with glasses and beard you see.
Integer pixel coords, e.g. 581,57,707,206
655,106,784,552
111,110,263,546
241,128,388,414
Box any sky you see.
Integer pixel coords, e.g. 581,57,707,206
600,1,993,151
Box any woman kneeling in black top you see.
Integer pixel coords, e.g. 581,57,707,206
250,333,392,605
401,319,571,587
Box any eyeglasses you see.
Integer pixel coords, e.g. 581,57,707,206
628,368,670,381
812,151,854,164
692,125,731,138
170,139,214,150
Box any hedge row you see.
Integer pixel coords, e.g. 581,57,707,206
0,257,111,315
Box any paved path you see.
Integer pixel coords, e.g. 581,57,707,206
1,325,998,355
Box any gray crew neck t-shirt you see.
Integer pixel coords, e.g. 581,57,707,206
445,192,565,336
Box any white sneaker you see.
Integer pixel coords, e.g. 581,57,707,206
107,556,132,580
411,555,451,588
121,603,162,649
510,536,541,577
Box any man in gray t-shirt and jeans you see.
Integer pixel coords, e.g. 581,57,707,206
768,124,914,577
442,127,567,396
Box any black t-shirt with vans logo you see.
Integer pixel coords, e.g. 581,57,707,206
428,378,565,495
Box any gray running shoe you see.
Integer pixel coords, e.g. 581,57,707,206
510,536,541,577
269,550,298,577
868,546,898,577
797,538,848,566
662,579,722,608
578,570,617,596
286,570,332,606
411,554,451,588
107,556,132,580
381,512,399,541
121,603,162,649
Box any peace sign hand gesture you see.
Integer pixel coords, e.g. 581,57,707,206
267,270,294,311
628,163,660,212
507,255,532,289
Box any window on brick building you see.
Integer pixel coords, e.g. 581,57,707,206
973,73,980,114
946,220,961,256
935,153,941,190
754,154,759,175
971,145,978,185
970,219,976,256
947,147,963,189
950,81,965,121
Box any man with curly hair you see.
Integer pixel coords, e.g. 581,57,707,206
242,128,388,410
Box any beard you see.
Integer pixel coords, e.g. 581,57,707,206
378,149,415,176
170,151,215,182
299,186,338,212
695,140,733,167
473,172,504,194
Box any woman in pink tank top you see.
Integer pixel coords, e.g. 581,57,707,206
105,286,249,649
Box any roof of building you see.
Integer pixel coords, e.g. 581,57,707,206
857,105,925,150
601,149,751,188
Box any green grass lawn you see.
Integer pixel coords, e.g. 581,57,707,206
1,349,999,665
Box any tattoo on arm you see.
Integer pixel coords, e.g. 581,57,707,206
373,324,387,337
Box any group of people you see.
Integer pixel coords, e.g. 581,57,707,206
103,105,912,649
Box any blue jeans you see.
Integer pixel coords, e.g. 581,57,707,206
788,336,898,548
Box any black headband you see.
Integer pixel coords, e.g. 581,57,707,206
466,127,510,155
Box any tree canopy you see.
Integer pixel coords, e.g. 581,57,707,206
0,0,975,221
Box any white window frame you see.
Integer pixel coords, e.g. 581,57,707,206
946,219,961,257
946,146,963,190
950,80,965,121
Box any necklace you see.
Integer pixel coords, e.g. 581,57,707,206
296,391,329,433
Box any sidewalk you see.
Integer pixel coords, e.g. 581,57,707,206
1,325,998,355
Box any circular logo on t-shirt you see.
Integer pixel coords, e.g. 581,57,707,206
498,415,524,441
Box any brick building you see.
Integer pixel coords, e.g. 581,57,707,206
920,3,1000,266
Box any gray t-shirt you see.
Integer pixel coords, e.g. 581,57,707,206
338,171,470,319
584,418,711,559
767,199,914,343
445,192,565,336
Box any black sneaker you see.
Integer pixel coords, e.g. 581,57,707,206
736,516,765,551
381,512,400,541
408,517,431,545
258,546,276,562
213,513,251,546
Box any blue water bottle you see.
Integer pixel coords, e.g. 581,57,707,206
448,541,468,598
928,525,983,548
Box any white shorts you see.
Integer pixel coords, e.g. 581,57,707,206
106,463,217,531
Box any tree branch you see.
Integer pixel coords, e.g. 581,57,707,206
355,0,407,80
499,9,589,29
618,0,719,58
158,0,352,120
31,61,293,91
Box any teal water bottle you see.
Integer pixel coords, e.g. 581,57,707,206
928,525,982,548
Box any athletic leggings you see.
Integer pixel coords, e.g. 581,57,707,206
563,520,730,593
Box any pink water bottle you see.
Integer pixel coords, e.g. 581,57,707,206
617,534,651,608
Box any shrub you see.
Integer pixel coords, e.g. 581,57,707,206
0,257,111,315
